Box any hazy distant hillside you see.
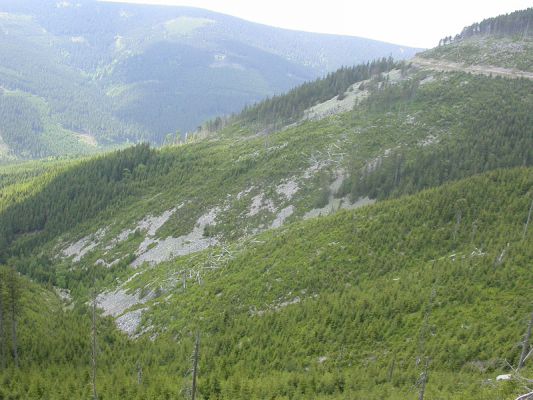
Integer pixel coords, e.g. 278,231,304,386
0,0,420,160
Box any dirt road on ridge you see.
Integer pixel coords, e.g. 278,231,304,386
412,57,533,80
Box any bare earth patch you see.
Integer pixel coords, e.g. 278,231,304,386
276,180,299,200
62,228,107,262
131,208,220,267
271,206,294,228
248,193,276,217
97,288,153,318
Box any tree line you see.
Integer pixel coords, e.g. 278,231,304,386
439,7,533,45
235,57,399,132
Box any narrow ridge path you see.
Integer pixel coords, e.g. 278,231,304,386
412,57,533,80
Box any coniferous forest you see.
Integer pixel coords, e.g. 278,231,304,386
0,5,532,400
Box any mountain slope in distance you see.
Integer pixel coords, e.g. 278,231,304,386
0,0,421,160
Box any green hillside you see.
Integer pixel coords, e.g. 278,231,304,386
1,63,531,266
0,9,532,400
1,168,532,399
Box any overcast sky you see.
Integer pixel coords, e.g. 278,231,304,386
100,0,531,48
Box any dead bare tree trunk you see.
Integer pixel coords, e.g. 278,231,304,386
515,391,533,400
91,286,98,400
418,357,430,400
8,268,19,369
137,361,143,385
524,197,533,240
416,285,436,400
518,311,533,370
388,354,396,382
453,210,461,241
191,331,200,400
494,243,510,267
0,273,5,370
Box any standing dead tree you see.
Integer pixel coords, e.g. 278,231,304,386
388,354,396,383
524,196,533,240
416,283,436,400
0,269,5,370
191,331,200,400
515,391,533,400
91,279,99,400
504,363,533,400
7,267,19,369
518,311,533,371
137,360,143,385
418,357,430,400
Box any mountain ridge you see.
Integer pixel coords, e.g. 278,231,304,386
0,8,532,399
0,0,421,161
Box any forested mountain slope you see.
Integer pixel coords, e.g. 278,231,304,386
0,0,419,160
1,168,532,399
0,9,532,400
1,62,531,265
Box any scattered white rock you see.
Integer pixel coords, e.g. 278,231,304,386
276,180,299,200
131,208,220,267
303,170,359,220
302,82,369,122
197,207,218,226
496,374,512,381
271,206,295,228
236,186,255,200
277,296,301,309
132,236,217,267
106,207,179,250
303,159,329,179
95,258,121,268
318,356,328,364
54,287,72,302
304,196,375,220
141,208,177,236
418,134,439,147
248,193,276,217
62,228,107,262
116,308,146,337
384,69,405,84
97,288,154,318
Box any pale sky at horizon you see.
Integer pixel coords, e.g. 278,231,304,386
99,0,532,48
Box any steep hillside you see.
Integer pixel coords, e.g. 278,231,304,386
1,62,531,266
0,0,419,160
1,9,532,399
1,168,532,399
